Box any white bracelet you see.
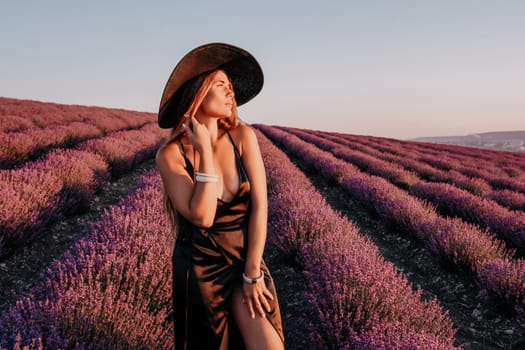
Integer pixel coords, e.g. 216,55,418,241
195,172,218,179
195,172,219,183
242,272,264,284
196,175,218,183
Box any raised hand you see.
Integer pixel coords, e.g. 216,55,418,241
182,116,212,154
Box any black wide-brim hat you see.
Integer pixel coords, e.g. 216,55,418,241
158,42,264,129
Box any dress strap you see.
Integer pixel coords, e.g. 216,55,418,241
178,139,194,177
224,129,249,183
224,129,242,159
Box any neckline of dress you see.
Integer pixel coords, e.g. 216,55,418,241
180,129,244,204
217,149,244,205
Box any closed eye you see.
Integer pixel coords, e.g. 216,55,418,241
216,80,232,89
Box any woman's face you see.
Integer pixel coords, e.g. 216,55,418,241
199,70,235,118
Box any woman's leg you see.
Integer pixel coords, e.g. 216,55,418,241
231,284,284,350
219,324,229,350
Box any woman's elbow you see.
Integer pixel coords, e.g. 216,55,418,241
188,212,215,228
194,218,214,228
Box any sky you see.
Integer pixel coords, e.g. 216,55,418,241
1,1,524,140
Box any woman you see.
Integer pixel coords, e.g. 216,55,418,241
155,43,285,349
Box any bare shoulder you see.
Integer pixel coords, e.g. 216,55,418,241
230,123,258,157
155,140,185,171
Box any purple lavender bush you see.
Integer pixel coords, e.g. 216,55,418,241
313,130,495,197
0,168,63,255
327,129,525,195
33,149,110,213
0,149,109,257
77,123,167,177
0,114,35,132
477,258,525,321
0,170,173,349
285,127,419,190
410,181,525,255
488,189,525,211
0,97,156,132
0,122,101,168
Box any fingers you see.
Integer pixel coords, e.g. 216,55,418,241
253,294,266,318
243,284,274,319
245,295,256,319
187,116,200,132
259,293,271,315
188,115,195,130
181,124,192,139
263,285,275,301
181,119,193,138
182,117,212,153
261,285,274,313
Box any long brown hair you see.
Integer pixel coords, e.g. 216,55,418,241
162,69,240,242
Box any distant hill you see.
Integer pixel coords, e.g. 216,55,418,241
410,130,525,153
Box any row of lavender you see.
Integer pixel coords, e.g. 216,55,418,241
0,123,168,258
0,97,155,133
325,131,525,211
282,127,525,256
330,131,525,194
331,129,525,173
1,99,156,168
397,137,525,177
255,129,458,349
256,124,525,320
0,170,174,349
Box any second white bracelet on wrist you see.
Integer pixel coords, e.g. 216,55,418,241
242,272,264,284
195,172,219,183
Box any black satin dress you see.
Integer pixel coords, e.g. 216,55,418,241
171,129,284,349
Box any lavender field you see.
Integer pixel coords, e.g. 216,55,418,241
1,98,524,349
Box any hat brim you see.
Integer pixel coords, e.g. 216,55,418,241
158,42,263,129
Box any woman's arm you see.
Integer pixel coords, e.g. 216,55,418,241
239,124,268,278
155,119,218,228
237,124,274,318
